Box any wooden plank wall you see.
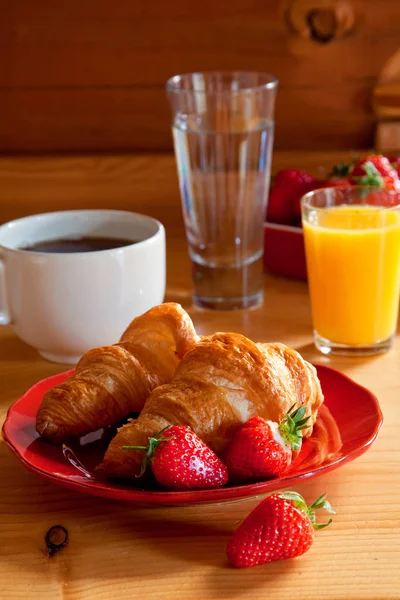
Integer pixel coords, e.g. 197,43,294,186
1,0,400,153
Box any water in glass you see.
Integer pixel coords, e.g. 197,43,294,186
173,115,273,310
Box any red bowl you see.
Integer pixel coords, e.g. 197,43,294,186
263,221,307,281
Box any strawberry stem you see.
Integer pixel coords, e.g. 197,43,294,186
123,425,172,478
351,162,384,187
329,162,352,177
279,491,335,529
279,405,311,452
308,493,335,529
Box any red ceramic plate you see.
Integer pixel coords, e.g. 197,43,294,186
2,365,382,506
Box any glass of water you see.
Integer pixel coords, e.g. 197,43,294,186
166,71,278,310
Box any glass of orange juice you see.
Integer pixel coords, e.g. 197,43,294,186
301,187,400,356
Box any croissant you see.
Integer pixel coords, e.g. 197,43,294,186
36,303,198,444
103,332,324,480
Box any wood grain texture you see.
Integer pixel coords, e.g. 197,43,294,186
0,149,359,227
1,0,400,152
0,151,400,599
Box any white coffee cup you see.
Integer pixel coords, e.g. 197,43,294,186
0,209,166,364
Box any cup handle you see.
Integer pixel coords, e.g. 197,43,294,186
0,258,10,325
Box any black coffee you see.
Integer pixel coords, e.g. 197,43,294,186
20,237,138,253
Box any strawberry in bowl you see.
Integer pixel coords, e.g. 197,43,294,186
266,169,323,226
348,155,400,191
263,154,400,281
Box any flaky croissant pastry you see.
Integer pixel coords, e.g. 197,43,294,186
103,332,324,480
36,303,198,444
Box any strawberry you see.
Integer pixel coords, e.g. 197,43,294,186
225,406,310,482
291,176,354,221
349,155,400,191
123,425,228,491
326,177,352,187
388,155,400,177
292,177,355,222
267,169,321,225
227,491,335,568
291,180,327,221
267,168,356,226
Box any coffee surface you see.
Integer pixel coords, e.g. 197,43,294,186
20,237,138,253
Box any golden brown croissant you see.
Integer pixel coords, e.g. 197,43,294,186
103,332,323,480
36,303,198,444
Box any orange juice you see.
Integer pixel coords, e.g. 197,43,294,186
303,205,400,346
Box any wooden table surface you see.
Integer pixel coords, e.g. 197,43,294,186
0,151,399,600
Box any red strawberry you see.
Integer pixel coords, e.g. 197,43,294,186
388,155,400,177
225,406,310,482
123,425,228,491
267,169,321,225
227,491,335,568
291,180,327,221
349,155,400,191
292,177,354,221
326,177,352,187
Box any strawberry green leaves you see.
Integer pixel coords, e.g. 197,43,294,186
279,404,311,452
279,491,335,529
123,425,172,478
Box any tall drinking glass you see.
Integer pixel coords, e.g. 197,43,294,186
166,72,278,310
301,187,400,356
